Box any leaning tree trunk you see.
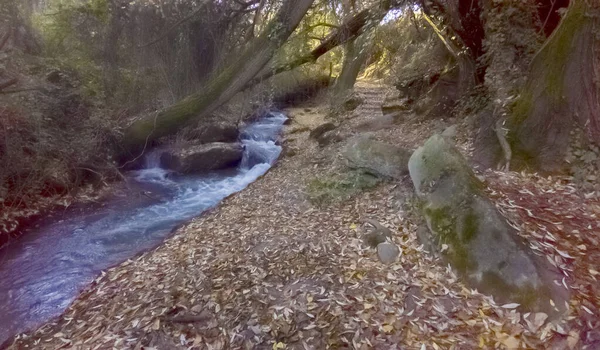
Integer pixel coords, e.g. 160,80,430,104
330,31,373,105
122,0,314,159
508,0,600,171
245,0,395,89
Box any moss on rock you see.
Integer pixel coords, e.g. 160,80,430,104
409,135,568,315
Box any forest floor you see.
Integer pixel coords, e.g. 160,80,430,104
9,81,600,349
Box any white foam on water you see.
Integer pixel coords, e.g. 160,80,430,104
0,112,287,346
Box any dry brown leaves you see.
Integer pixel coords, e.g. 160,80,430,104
483,170,600,348
9,82,600,350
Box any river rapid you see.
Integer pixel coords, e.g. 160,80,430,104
0,112,287,346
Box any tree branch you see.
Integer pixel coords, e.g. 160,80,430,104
243,1,397,89
137,0,210,48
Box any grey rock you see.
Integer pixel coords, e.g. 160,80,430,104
317,130,346,147
309,122,337,140
441,125,458,139
408,135,567,315
342,94,363,111
361,221,393,249
381,93,411,116
377,242,400,264
186,122,239,144
343,136,411,179
161,142,243,174
363,231,387,248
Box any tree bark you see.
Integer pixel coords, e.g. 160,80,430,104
421,12,476,95
122,0,315,158
473,0,542,170
330,31,373,103
508,0,600,171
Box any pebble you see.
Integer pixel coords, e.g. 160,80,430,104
377,242,400,264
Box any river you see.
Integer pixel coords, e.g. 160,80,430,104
0,112,286,347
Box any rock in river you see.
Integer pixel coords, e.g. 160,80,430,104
186,122,240,144
408,135,567,315
161,142,244,174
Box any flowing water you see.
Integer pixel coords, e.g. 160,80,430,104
0,112,287,346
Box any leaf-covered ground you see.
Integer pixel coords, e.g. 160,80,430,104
9,82,600,349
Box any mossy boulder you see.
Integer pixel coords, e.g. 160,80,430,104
160,142,244,174
408,135,567,315
185,122,240,144
343,136,411,179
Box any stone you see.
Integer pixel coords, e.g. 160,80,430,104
441,125,458,139
363,232,387,248
377,242,400,264
160,142,244,174
316,130,346,147
342,94,363,111
343,136,411,179
408,135,567,315
309,122,337,140
186,122,239,144
381,94,410,117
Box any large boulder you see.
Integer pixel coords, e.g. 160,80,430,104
185,122,240,144
408,135,567,314
160,143,244,174
343,136,411,179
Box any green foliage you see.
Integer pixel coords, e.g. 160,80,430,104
33,0,109,98
306,170,381,206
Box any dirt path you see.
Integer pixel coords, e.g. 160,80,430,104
9,81,600,349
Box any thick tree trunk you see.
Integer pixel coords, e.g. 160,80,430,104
330,31,373,104
421,12,476,95
473,0,542,170
122,0,314,159
508,0,600,171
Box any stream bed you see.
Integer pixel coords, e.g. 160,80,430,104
0,112,287,347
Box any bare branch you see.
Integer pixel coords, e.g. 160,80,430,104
137,0,210,48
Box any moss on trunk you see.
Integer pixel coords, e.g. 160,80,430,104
508,0,600,171
121,0,315,159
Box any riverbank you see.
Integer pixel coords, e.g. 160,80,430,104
9,81,600,349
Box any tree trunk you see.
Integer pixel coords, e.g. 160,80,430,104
473,0,542,170
421,12,477,95
122,0,314,159
508,0,600,171
103,0,126,99
330,31,373,104
245,0,394,89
